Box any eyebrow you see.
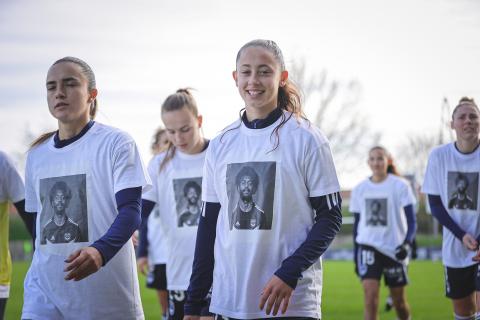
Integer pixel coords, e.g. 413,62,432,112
239,64,272,69
167,124,190,131
46,77,79,86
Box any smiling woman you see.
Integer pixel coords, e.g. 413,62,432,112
22,57,150,319
185,39,342,320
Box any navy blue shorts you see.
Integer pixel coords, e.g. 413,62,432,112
445,264,480,299
357,244,408,287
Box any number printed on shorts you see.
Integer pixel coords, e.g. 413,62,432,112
169,290,185,302
361,249,375,265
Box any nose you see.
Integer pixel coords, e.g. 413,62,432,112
248,72,260,85
55,85,66,99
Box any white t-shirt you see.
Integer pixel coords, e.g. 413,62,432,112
350,174,416,261
0,151,25,298
147,204,168,265
422,143,480,268
143,148,206,290
22,123,150,320
202,113,340,319
0,151,25,204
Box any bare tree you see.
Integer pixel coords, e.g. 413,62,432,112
289,59,380,173
397,98,454,182
397,133,438,183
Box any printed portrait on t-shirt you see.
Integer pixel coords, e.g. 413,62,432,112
365,198,387,227
173,177,202,227
226,162,276,230
39,174,88,244
447,172,478,210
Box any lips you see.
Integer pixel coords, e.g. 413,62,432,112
54,102,69,108
246,89,264,97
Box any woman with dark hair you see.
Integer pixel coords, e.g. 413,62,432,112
22,57,150,319
350,146,417,320
185,39,342,319
423,97,480,320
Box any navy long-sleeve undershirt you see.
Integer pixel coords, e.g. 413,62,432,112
137,199,156,258
403,204,416,244
274,193,342,289
185,202,220,316
90,187,142,265
428,194,466,241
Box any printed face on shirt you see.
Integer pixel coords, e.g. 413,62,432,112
40,175,89,245
365,198,388,227
233,46,288,118
447,172,478,210
227,162,275,230
186,186,199,205
238,175,256,199
46,62,96,125
52,190,68,212
173,177,203,227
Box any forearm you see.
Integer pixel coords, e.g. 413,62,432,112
185,202,220,315
428,194,465,241
90,187,142,265
275,193,342,289
137,199,156,258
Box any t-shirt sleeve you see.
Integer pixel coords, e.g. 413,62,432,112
305,141,340,197
400,180,417,207
24,152,37,213
201,141,219,203
112,137,151,194
349,187,360,213
2,153,25,203
142,157,159,203
421,149,440,195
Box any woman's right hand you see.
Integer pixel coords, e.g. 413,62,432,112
462,233,478,251
137,256,149,275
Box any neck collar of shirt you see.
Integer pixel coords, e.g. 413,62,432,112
241,107,283,129
54,121,95,149
454,140,480,155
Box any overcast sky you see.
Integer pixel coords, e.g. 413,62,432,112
1,0,479,187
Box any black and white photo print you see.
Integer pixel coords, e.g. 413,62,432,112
39,174,88,244
226,162,276,230
365,198,388,227
448,172,478,210
173,177,202,227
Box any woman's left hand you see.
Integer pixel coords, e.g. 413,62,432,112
64,247,103,281
259,275,293,316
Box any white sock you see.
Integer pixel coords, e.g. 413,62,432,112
475,312,480,320
454,313,475,320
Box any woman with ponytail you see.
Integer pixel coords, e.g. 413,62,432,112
22,57,150,319
350,146,417,320
422,97,480,320
185,39,342,319
138,89,212,320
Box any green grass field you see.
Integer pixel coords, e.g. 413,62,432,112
6,260,450,319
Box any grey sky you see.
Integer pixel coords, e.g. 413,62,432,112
1,0,479,187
